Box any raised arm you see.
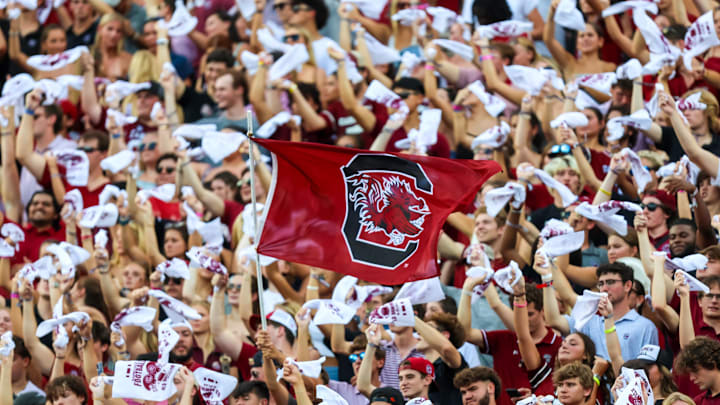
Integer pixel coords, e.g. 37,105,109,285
650,252,679,332
357,324,381,397
1,107,20,223
20,281,54,375
179,157,225,217
635,213,674,303
597,296,624,376
248,55,276,125
544,0,574,73
16,90,48,180
475,36,524,105
331,47,377,133
513,275,542,372
675,273,695,348
95,247,130,316
537,252,571,334
210,274,247,360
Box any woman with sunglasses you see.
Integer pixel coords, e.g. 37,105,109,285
134,133,160,190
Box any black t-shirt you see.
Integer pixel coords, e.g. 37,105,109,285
179,86,218,123
9,28,41,75
429,356,467,405
530,204,562,230
0,19,9,91
660,125,720,162
66,19,99,48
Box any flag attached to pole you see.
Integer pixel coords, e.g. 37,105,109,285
254,139,501,285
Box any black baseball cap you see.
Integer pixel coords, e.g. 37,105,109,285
636,344,674,370
138,80,164,99
249,351,263,368
369,387,405,405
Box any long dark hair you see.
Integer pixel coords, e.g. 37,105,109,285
472,0,512,25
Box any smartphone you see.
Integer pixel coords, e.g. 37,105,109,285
505,388,522,398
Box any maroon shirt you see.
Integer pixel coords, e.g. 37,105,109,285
39,164,108,208
13,222,66,265
385,127,452,158
222,200,245,229
481,328,562,405
325,99,389,148
695,391,720,405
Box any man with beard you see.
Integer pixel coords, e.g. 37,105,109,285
13,191,65,264
453,367,501,405
669,219,698,258
552,363,594,405
137,321,204,370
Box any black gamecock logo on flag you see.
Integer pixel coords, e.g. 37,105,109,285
341,154,433,269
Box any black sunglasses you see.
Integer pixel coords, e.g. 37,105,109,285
396,2,411,9
272,2,289,9
641,202,662,211
397,91,416,99
158,166,176,174
283,34,301,42
139,142,157,152
163,277,183,285
77,146,104,153
227,283,242,291
292,4,311,12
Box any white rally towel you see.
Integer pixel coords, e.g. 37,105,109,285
201,131,247,163
467,81,506,117
257,111,296,139
79,203,119,229
16,256,54,287
106,108,138,129
63,189,84,218
576,73,617,95
316,385,349,405
471,121,511,150
675,269,710,293
53,149,89,187
574,201,641,236
363,80,407,111
101,150,136,174
26,46,88,71
173,123,217,141
431,39,473,61
394,108,441,153
615,59,644,80
110,306,157,347
608,109,652,132
160,0,198,36
303,299,356,325
105,81,151,104
664,252,709,273
484,182,525,217
343,0,388,20
465,266,494,302
186,246,228,275
111,361,181,401
571,290,608,330
364,32,401,65
36,311,91,337
602,0,657,17
156,258,191,281
539,223,584,259
406,399,433,405
534,168,578,207
634,8,682,60
476,20,533,39
683,10,720,71
550,111,589,129
492,261,523,294
99,184,127,206
620,148,653,192
194,367,238,405
268,45,310,82
94,229,109,249
392,8,427,26
148,289,202,322
1,223,24,251
0,331,15,356
279,356,326,380
157,319,180,365
677,91,707,111
504,65,551,96
394,277,445,305
554,0,586,31
368,298,415,326
615,367,654,405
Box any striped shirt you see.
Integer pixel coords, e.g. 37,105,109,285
379,341,423,390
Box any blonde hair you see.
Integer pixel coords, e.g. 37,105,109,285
129,50,161,83
543,155,580,177
286,25,316,67
93,13,125,57
662,392,696,405
637,150,668,169
682,89,720,133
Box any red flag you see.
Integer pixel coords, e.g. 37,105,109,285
254,139,501,285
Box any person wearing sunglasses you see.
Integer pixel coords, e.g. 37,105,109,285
329,334,386,405
372,77,450,158
286,0,338,74
638,190,676,254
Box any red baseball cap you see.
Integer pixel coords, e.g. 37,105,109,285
399,357,435,379
644,190,676,212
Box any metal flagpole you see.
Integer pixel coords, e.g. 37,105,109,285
247,111,267,330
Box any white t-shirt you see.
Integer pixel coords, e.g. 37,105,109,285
506,0,539,21
17,380,46,398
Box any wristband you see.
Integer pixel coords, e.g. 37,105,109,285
452,104,464,112
118,215,131,225
593,375,601,386
424,63,434,71
111,133,122,139
24,108,35,117
156,38,169,45
480,54,494,61
10,293,19,300
462,289,473,296
604,325,616,334
514,301,527,308
307,286,319,290
598,188,611,197
82,234,92,241
288,84,298,93
368,342,379,349
50,173,61,179
536,280,553,288
541,273,553,282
